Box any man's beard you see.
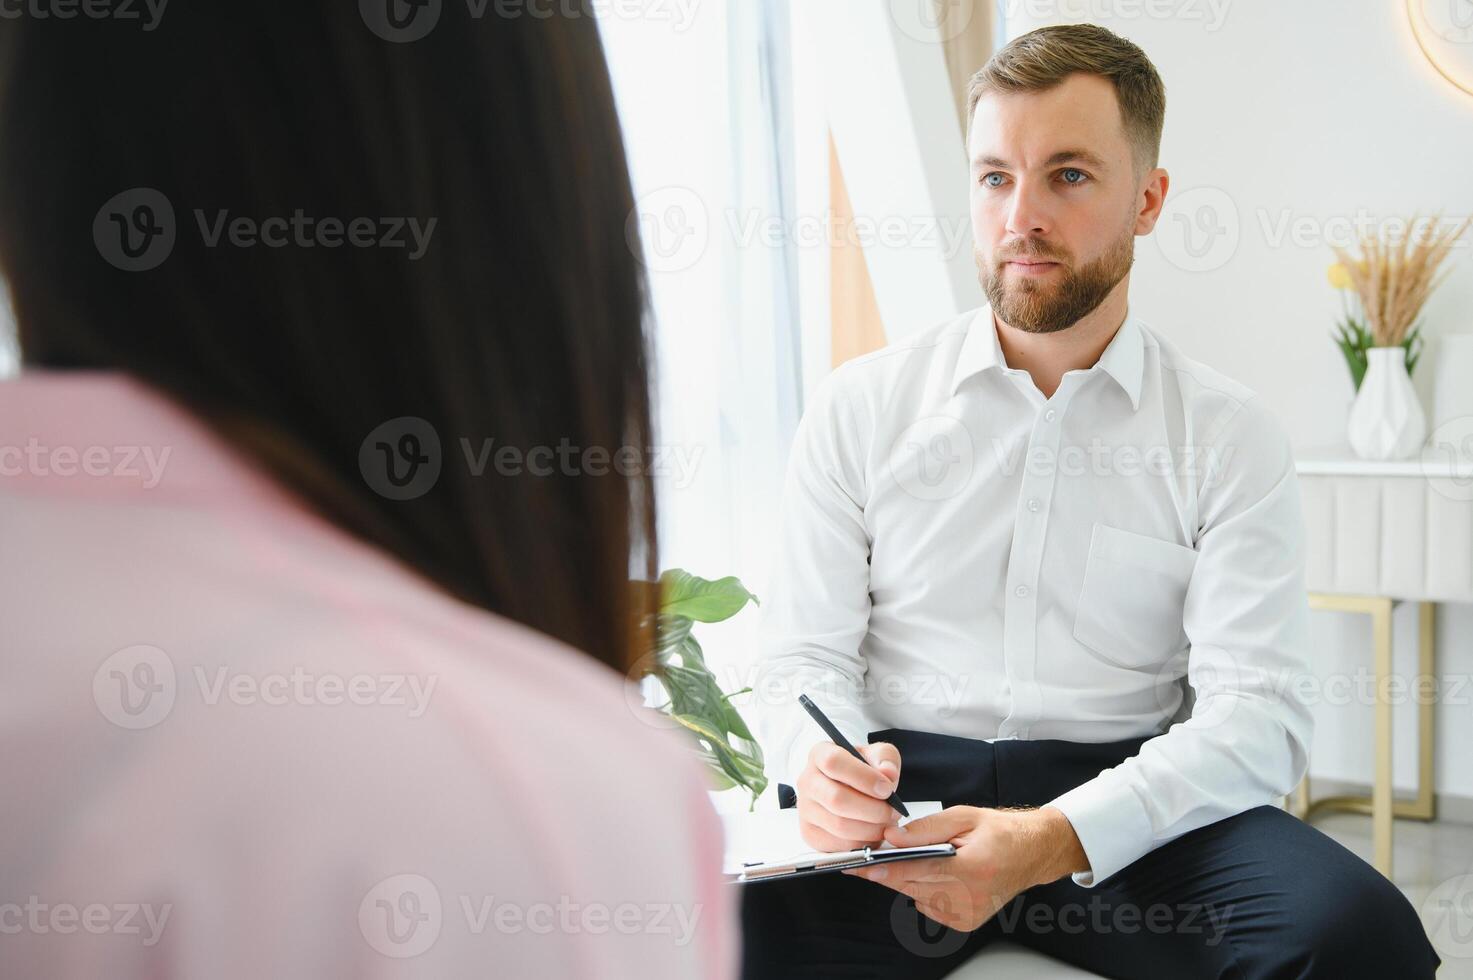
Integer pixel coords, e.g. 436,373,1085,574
979,226,1135,334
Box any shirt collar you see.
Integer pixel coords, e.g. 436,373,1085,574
951,305,1145,411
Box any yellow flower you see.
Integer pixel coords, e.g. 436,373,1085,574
1327,263,1353,290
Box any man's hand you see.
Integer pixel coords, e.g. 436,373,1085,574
841,805,1089,932
797,741,903,851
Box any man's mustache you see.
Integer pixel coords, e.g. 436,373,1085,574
995,240,1069,264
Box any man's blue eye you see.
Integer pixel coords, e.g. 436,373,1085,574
982,173,1004,188
1061,169,1087,184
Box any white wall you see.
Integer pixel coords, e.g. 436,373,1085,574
1003,0,1473,800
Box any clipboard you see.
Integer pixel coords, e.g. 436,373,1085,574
732,842,956,884
721,799,955,885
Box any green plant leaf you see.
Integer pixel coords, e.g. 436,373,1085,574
653,614,693,664
676,713,764,789
686,723,768,806
698,740,768,804
658,569,759,623
711,736,767,785
677,633,707,670
728,749,767,788
1332,316,1370,391
643,568,768,807
718,689,756,743
659,663,727,721
670,711,728,745
1405,323,1425,377
697,755,739,791
730,740,766,794
695,736,749,788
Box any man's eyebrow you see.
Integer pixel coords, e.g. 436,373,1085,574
972,149,1109,172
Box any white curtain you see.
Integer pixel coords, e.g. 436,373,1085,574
600,0,806,689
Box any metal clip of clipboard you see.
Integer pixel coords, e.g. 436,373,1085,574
733,842,956,884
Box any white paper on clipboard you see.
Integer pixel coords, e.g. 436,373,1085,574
721,800,946,878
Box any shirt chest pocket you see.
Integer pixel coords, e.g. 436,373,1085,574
1072,522,1198,670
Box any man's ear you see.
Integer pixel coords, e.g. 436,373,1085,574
1134,167,1169,235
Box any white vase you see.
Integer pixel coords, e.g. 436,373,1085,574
1347,346,1427,460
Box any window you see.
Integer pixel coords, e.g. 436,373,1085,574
599,0,811,678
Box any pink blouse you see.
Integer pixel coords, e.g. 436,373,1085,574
0,371,736,978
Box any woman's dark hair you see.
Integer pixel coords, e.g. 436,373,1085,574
0,3,659,674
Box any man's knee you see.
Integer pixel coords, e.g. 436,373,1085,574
1176,806,1441,977
1270,867,1441,978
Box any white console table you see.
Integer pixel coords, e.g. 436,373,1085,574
1291,447,1473,876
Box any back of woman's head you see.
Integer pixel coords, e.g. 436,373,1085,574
0,2,658,674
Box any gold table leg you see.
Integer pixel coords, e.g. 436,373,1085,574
1294,596,1438,880
1372,598,1393,875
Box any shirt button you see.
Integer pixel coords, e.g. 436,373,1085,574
1014,585,1029,598
1044,409,1057,422
1027,498,1041,512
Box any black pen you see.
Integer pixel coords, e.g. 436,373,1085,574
798,693,909,818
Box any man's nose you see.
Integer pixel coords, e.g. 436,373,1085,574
1004,179,1051,239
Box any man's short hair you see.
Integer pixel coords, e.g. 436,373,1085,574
966,24,1166,175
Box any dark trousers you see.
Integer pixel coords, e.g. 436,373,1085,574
741,728,1442,979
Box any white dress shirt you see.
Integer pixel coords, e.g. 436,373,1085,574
752,303,1314,887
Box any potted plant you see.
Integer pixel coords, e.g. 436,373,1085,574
637,569,768,809
1329,213,1468,460
1328,262,1423,393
